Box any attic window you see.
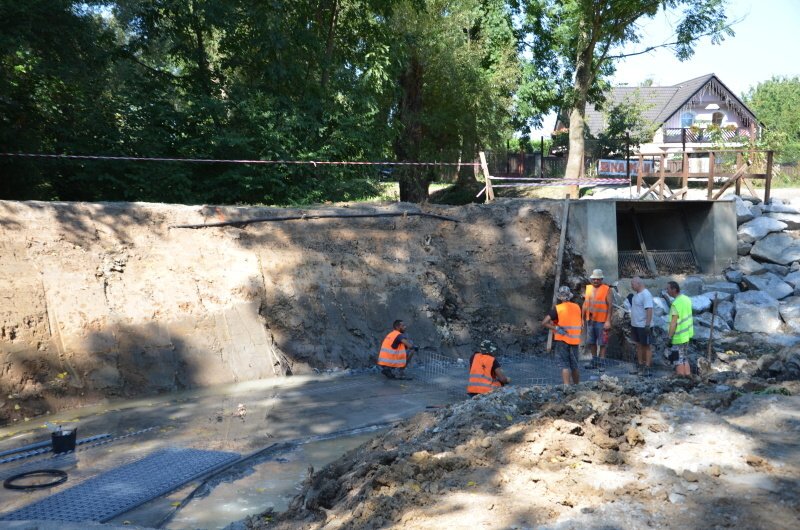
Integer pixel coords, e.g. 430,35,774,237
712,112,724,126
681,112,695,128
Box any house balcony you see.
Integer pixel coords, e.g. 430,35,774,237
663,127,753,144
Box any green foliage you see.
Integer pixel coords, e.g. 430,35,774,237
744,76,800,164
593,92,657,158
520,0,734,178
0,0,522,205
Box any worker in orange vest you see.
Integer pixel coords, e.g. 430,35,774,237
543,286,582,385
377,320,416,380
582,269,614,370
467,340,510,396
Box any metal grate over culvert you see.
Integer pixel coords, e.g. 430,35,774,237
0,448,240,523
618,249,698,277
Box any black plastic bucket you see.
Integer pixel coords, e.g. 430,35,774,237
51,429,77,454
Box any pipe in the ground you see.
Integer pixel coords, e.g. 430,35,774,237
170,211,460,229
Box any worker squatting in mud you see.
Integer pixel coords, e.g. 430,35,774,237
375,277,693,389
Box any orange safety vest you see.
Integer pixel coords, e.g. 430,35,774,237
584,284,610,323
377,330,407,368
554,302,582,345
467,353,502,394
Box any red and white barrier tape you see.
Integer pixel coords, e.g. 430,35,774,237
0,152,477,167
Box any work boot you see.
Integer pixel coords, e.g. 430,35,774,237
381,367,396,379
395,369,413,381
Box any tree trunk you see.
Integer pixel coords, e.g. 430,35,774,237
565,10,600,181
320,0,339,89
395,52,428,202
565,49,594,181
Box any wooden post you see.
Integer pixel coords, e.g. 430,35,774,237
546,196,571,353
706,151,715,200
479,151,494,202
636,155,644,196
735,152,742,196
765,150,774,204
681,151,689,198
658,153,665,200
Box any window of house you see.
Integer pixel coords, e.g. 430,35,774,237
712,111,724,126
680,112,695,128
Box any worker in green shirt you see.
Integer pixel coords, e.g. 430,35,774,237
665,281,692,376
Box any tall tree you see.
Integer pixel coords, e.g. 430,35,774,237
744,76,800,163
521,0,734,179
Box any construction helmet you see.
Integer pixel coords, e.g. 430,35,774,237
479,340,497,354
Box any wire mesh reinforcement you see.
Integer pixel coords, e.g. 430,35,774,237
618,251,651,277
412,351,662,394
0,448,240,523
649,250,699,274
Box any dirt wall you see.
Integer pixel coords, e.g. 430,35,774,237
0,199,563,421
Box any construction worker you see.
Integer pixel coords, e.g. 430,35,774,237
583,268,613,370
665,281,693,376
377,320,416,380
543,286,582,385
630,276,654,375
467,340,510,396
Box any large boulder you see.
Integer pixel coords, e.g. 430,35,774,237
779,296,800,333
742,272,795,300
682,276,704,296
735,196,755,225
733,290,782,333
738,255,767,275
700,290,734,302
737,217,787,244
695,311,731,331
765,212,800,230
751,233,800,265
653,296,670,317
763,202,800,214
738,240,753,255
763,263,790,277
690,294,713,314
783,270,800,288
703,281,740,295
725,269,744,284
716,300,736,328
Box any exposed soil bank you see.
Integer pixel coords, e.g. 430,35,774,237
0,200,563,422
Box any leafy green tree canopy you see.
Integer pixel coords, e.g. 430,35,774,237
744,76,800,163
520,0,734,178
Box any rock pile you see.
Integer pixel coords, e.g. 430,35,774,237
720,195,800,340
614,194,799,371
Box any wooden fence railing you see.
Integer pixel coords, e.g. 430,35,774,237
633,149,774,203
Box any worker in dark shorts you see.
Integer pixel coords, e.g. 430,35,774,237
542,286,582,385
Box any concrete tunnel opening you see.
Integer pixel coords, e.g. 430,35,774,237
568,199,737,282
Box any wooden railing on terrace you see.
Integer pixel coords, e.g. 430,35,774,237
663,127,752,144
634,149,774,203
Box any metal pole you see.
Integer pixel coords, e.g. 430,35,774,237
540,136,545,178
707,293,719,360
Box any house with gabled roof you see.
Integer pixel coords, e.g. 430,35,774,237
566,74,761,154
